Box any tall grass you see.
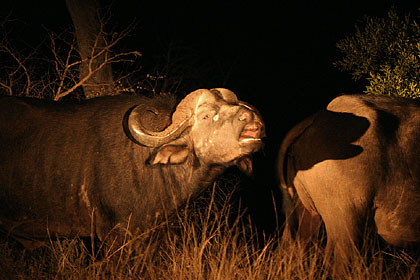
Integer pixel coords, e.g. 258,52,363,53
0,181,419,279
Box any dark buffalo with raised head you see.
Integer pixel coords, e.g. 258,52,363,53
278,94,420,270
0,88,265,248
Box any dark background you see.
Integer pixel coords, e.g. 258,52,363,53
3,0,419,236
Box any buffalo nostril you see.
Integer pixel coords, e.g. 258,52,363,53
245,122,261,131
239,111,252,121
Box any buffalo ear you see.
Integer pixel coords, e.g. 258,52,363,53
149,143,191,165
236,157,253,176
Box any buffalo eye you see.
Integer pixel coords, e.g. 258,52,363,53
197,105,218,121
200,110,216,120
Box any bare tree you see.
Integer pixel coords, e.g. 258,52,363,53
65,0,115,99
47,21,140,101
0,2,140,100
0,41,33,97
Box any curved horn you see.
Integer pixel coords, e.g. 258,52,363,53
128,89,211,147
128,107,191,147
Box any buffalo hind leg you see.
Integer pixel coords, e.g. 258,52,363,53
282,197,322,246
295,200,322,244
321,211,366,276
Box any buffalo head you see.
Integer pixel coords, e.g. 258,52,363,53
128,88,265,173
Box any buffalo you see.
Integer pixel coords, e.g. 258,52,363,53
278,94,420,269
0,88,264,248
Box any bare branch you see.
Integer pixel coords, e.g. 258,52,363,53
0,8,142,100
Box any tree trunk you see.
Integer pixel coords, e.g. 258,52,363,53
66,0,115,99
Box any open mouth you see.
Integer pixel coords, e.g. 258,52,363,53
239,137,262,144
238,122,264,145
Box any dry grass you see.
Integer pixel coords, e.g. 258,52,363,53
0,183,419,280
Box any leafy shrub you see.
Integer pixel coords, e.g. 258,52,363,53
335,8,420,98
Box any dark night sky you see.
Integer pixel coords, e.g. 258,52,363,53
4,1,418,132
3,0,420,231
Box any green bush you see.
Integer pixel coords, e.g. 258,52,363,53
335,8,420,98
